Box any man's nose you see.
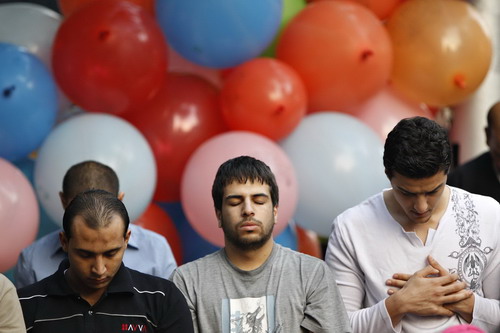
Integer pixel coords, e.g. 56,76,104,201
92,256,107,276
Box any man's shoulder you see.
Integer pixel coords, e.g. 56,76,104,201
173,250,222,276
21,230,61,255
129,224,167,242
17,273,56,299
126,266,181,293
276,244,326,268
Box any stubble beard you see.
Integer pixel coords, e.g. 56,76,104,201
221,218,274,251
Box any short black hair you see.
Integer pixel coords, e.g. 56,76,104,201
63,189,129,239
384,116,451,179
62,160,119,202
211,156,279,211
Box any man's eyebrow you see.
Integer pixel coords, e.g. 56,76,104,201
75,247,122,255
397,182,445,195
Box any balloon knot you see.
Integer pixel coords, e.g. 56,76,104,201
360,49,374,62
453,73,467,89
98,30,111,41
2,85,15,98
274,105,285,116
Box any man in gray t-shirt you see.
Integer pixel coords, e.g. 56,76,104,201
171,156,351,333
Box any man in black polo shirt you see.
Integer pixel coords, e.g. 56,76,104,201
18,189,193,333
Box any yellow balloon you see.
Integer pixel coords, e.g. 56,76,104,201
386,0,492,107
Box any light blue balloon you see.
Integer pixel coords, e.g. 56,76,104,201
0,42,57,161
156,0,283,68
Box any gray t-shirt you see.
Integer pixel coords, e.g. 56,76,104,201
171,243,351,333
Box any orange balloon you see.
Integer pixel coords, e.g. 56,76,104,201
220,58,307,141
58,0,154,17
310,0,403,20
296,225,322,259
134,203,183,265
276,0,392,112
386,0,492,107
123,73,227,202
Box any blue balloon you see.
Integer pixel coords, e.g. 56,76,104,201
157,201,219,263
0,42,57,161
156,0,282,68
275,222,297,251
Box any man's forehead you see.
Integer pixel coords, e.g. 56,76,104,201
224,180,270,193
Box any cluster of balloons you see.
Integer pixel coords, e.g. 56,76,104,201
0,0,493,269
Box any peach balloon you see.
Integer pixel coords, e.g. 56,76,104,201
386,0,492,107
0,158,39,271
350,85,434,141
276,0,392,112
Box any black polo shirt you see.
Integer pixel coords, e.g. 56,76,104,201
17,260,194,333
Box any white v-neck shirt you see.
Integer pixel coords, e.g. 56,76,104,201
325,186,500,333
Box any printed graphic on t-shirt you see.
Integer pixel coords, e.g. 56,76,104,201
221,296,275,333
450,190,493,293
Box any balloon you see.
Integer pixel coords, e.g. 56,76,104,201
181,131,298,247
220,58,307,141
0,158,39,272
276,0,392,112
386,0,492,107
52,0,167,114
34,113,157,226
0,42,58,162
280,112,388,236
123,73,227,202
156,0,282,68
443,325,485,333
296,225,322,259
275,223,298,251
168,44,222,88
310,0,402,20
134,203,183,266
158,201,220,263
349,86,434,142
0,3,71,119
0,3,61,69
262,0,306,57
58,0,154,17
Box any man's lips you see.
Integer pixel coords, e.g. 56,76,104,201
239,221,260,231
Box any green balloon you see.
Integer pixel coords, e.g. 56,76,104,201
262,0,306,58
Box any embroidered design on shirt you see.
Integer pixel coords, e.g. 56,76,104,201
121,323,147,332
450,190,492,292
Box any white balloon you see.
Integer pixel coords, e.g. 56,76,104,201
280,112,389,236
0,3,72,115
34,113,157,226
0,3,61,69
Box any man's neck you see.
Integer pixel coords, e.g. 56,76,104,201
65,270,106,306
224,239,275,271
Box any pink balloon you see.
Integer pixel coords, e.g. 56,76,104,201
350,86,434,142
181,131,298,247
0,158,39,271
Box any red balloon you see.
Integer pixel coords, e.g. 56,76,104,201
296,225,322,259
58,0,155,17
52,0,167,115
123,73,227,202
134,203,183,265
220,58,307,141
276,0,392,112
310,0,403,20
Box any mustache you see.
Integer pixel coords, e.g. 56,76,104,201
237,218,262,227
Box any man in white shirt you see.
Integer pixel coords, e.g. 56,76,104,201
325,117,500,332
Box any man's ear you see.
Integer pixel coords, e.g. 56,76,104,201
273,205,278,224
216,210,222,228
59,191,69,209
118,192,125,201
124,228,131,244
59,231,69,253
